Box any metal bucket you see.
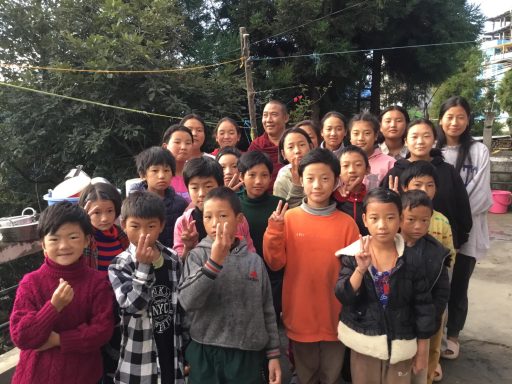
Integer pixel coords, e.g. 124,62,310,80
0,208,39,242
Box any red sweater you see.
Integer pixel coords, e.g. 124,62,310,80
10,257,114,384
248,133,283,192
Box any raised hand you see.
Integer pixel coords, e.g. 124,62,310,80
181,220,199,250
354,235,371,273
388,175,400,194
269,200,288,223
337,175,364,198
135,233,157,264
290,156,301,185
211,222,235,265
51,278,74,312
227,174,244,192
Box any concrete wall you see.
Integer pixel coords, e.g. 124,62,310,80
491,154,512,192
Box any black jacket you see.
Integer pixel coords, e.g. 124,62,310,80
380,149,472,248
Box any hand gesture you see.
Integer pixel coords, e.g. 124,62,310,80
135,233,157,264
181,220,199,250
337,175,364,198
268,358,282,384
388,175,400,194
37,331,60,351
269,200,288,223
51,278,74,312
83,200,93,215
290,156,301,186
227,174,244,192
354,235,371,273
211,222,235,265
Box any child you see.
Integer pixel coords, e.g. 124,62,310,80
173,156,255,258
10,202,114,384
238,150,286,317
264,148,360,383
334,145,370,235
349,111,395,190
178,187,281,384
108,191,186,384
378,105,410,159
320,111,347,159
162,124,194,202
131,146,188,248
273,127,314,208
180,113,215,159
211,117,241,156
294,119,321,148
215,146,244,191
335,188,435,384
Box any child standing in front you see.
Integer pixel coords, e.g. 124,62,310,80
179,187,281,384
264,148,360,383
10,202,114,384
109,192,186,384
215,146,244,192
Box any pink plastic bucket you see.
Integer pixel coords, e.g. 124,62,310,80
489,190,512,214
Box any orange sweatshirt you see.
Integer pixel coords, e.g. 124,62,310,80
263,206,359,342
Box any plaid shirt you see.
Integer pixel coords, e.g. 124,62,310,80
108,242,186,384
84,224,129,269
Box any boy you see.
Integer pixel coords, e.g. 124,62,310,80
264,148,360,384
10,202,114,384
108,192,186,384
132,146,188,248
173,156,254,258
179,187,281,384
238,150,286,317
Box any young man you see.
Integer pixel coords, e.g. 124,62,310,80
264,148,360,384
108,192,186,384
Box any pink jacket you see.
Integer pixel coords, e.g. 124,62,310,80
173,208,256,258
365,148,396,190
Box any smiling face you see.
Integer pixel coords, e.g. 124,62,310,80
362,201,401,245
262,103,288,139
301,163,337,208
440,105,469,145
350,121,377,155
166,131,193,162
218,154,240,187
122,216,164,248
282,132,311,164
87,199,116,231
380,110,407,140
405,123,435,161
241,163,271,199
340,151,369,190
400,205,432,245
215,121,240,149
42,223,90,266
203,198,242,240
321,116,346,151
142,164,173,196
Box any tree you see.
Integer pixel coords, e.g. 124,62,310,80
497,69,512,118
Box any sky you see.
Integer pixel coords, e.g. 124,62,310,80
471,0,512,21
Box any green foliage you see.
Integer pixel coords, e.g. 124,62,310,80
497,69,512,116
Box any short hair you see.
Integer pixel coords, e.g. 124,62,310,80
278,127,313,165
162,124,193,146
265,99,288,115
204,186,242,215
379,105,411,125
339,145,370,169
400,160,439,188
78,182,122,218
363,187,402,215
238,150,273,175
183,157,223,188
404,118,437,140
38,201,93,238
348,112,380,135
401,190,433,212
294,120,321,145
215,146,242,162
298,147,340,178
135,146,176,176
320,111,348,130
120,191,165,223
214,117,240,136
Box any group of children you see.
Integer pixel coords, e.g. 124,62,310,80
9,95,490,384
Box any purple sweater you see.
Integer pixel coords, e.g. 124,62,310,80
10,257,114,384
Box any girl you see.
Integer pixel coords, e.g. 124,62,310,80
335,188,434,384
162,124,194,202
215,146,244,192
180,113,215,159
378,105,410,159
334,145,370,235
294,119,321,148
436,96,492,360
381,119,472,253
212,117,241,156
349,112,395,190
320,111,347,159
273,127,313,208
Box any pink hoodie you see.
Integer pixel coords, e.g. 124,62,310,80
364,147,396,190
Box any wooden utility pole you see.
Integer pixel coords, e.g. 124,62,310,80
483,111,495,151
240,27,257,140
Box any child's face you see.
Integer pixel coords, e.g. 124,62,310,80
241,164,271,199
340,152,369,188
218,154,240,187
183,118,206,153
362,201,401,245
282,132,311,164
143,164,173,195
400,206,432,245
440,105,469,144
404,176,436,200
188,176,219,211
122,217,164,248
301,163,337,208
166,131,193,162
350,121,377,155
321,116,346,151
203,198,242,240
298,124,319,148
42,223,90,266
87,199,116,231
380,110,406,140
405,123,435,160
215,121,240,148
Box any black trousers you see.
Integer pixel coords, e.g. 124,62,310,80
447,253,476,338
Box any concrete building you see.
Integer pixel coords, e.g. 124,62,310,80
482,10,511,83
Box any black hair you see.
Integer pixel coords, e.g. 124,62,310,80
214,117,240,136
180,113,209,152
294,120,321,145
204,186,242,215
362,187,402,215
405,118,437,140
298,147,340,178
238,150,273,175
399,160,439,189
377,105,410,144
320,111,348,130
135,146,176,177
435,96,475,174
348,112,380,135
183,157,223,188
401,190,433,212
339,145,370,169
38,201,93,238
215,146,242,162
265,99,288,115
78,182,122,218
278,127,313,165
121,191,165,223
162,124,193,146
